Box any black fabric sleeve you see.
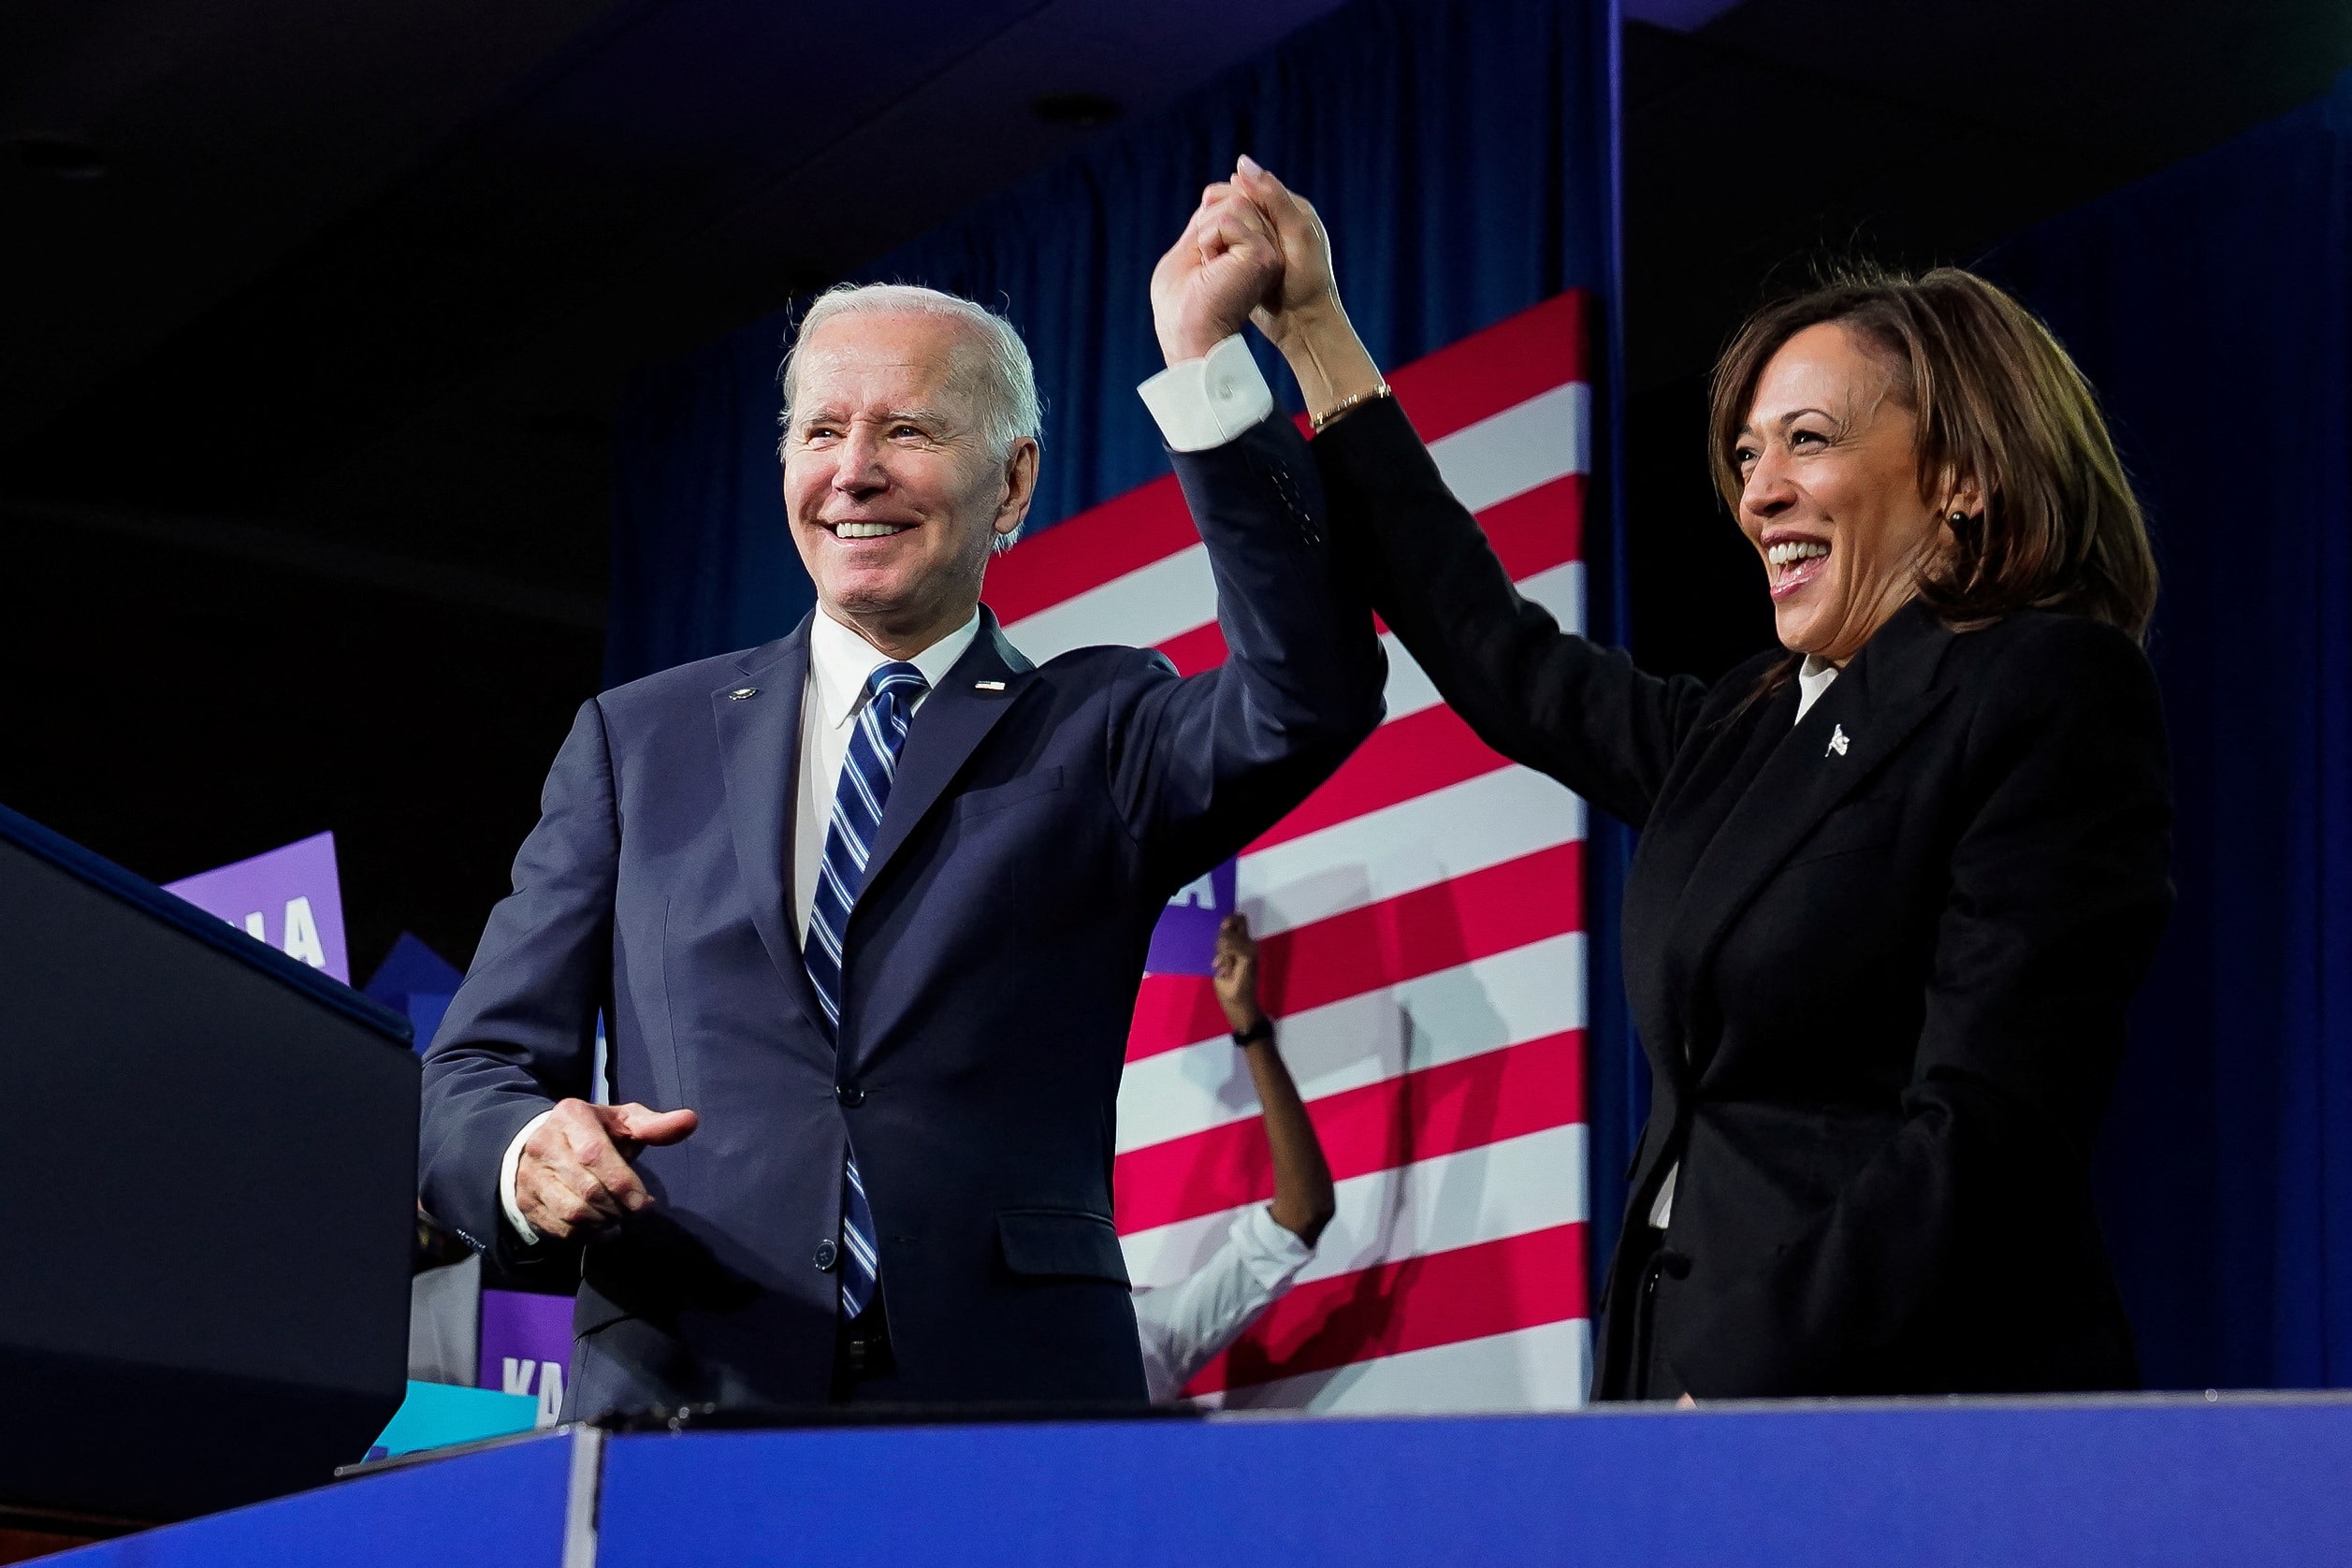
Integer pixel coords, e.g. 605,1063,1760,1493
1310,396,1710,828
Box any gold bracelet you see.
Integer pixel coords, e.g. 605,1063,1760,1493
1309,383,1394,434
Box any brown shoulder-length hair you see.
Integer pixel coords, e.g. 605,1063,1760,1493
1708,265,2158,646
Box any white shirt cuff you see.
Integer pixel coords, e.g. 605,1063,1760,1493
500,1110,556,1246
1137,334,1275,452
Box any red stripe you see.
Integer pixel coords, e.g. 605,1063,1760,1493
1182,474,1584,649
1182,1223,1590,1396
1253,704,1510,849
1154,618,1227,676
1481,473,1585,581
986,292,1592,627
1127,840,1584,1062
982,474,1197,626
1115,1030,1586,1234
1385,292,1594,444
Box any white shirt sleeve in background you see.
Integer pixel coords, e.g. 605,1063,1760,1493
1132,1202,1314,1402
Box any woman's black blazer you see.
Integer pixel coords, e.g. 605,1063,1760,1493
1312,399,2172,1400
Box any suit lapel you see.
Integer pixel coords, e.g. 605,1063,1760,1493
858,608,1038,907
710,618,828,1033
1668,603,1956,1077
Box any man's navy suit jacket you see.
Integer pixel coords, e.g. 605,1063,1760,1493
418,414,1385,1416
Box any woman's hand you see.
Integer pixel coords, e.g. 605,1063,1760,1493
1230,157,1386,420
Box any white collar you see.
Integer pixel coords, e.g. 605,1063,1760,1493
807,605,983,729
1793,653,1841,722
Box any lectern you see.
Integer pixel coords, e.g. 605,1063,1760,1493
0,805,416,1525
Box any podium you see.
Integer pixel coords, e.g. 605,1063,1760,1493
0,805,417,1528
27,1393,2352,1566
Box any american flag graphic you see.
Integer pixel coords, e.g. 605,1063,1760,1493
986,292,1594,1413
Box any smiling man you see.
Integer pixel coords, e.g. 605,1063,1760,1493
417,191,1386,1415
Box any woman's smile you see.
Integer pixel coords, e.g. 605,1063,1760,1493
1764,535,1832,601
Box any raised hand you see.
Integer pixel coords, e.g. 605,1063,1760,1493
1150,182,1283,366
1231,155,1340,351
1212,912,1264,1034
515,1098,700,1241
1229,156,1385,422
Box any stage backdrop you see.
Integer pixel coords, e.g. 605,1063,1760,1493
1982,68,2352,1391
609,0,1620,1408
1007,295,1596,1407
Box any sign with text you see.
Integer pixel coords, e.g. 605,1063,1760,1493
479,1288,573,1427
165,830,350,983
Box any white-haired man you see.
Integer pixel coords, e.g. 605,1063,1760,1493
419,191,1386,1412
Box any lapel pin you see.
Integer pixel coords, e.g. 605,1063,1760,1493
974,679,1007,691
1827,724,1850,757
729,687,758,700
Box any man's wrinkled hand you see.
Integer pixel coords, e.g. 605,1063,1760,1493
516,1099,699,1241
1150,182,1283,366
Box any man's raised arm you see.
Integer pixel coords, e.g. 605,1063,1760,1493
1107,181,1387,876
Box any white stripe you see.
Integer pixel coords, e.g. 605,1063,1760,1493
1429,382,1592,513
1116,933,1587,1154
1005,382,1589,661
1193,1319,1590,1414
1376,560,1583,723
1009,543,1217,663
1121,1123,1589,1290
1237,766,1585,941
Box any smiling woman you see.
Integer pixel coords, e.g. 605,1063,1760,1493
1231,158,2173,1401
1709,267,2158,684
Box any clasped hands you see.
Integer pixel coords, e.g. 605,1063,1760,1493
1150,157,1387,420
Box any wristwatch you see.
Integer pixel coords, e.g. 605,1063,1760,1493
1230,1017,1275,1048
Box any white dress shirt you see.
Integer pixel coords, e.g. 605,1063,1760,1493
1132,1202,1314,1402
1648,653,1839,1231
498,607,985,1244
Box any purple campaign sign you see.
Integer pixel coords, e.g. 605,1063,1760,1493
164,830,351,983
480,1289,574,1424
1145,858,1235,976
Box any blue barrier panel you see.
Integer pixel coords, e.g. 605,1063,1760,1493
595,1397,2352,1568
51,1430,573,1568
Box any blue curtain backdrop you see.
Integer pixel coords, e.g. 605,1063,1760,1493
1983,72,2352,1389
608,0,1642,1301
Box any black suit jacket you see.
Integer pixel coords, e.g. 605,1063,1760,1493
418,414,1386,1416
1314,398,2171,1399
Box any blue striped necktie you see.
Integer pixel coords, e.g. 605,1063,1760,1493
804,660,927,1320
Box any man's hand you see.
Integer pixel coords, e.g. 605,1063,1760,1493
1150,183,1283,366
1212,912,1265,1035
515,1099,699,1241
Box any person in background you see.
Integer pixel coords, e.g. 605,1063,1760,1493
1132,913,1336,1403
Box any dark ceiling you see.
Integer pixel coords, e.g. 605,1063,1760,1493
5,0,2348,977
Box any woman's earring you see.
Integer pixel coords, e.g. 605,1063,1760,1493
1949,511,1970,527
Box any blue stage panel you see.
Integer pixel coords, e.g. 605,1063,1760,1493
596,1398,2352,1567
50,1430,573,1568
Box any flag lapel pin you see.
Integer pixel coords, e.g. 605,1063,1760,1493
974,679,1007,691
